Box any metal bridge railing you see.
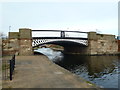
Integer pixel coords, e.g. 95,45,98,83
32,30,88,47
2,55,16,81
32,30,88,38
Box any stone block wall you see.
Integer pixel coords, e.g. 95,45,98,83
19,29,32,39
9,32,19,39
2,28,33,56
96,39,118,54
87,40,98,55
87,32,118,55
19,28,33,55
2,32,20,55
19,39,33,55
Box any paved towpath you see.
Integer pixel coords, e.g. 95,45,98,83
3,55,99,88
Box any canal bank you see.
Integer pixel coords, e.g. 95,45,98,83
3,55,99,88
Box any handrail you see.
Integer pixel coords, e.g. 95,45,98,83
32,30,88,33
32,37,88,40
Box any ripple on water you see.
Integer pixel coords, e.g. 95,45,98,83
34,48,119,88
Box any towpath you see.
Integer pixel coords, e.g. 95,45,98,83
3,55,99,88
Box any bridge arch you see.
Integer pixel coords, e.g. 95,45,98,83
32,39,88,54
32,39,88,48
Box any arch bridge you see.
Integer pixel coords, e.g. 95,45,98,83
7,28,118,55
32,30,88,48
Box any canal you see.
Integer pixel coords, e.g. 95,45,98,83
34,48,119,88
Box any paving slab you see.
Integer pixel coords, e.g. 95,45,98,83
3,55,100,88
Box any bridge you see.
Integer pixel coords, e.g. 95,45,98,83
3,28,118,56
32,30,88,48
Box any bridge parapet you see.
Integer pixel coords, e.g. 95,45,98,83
9,32,19,39
88,32,116,40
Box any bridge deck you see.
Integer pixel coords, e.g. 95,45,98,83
3,55,99,88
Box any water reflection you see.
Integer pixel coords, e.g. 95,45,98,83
34,48,119,88
56,55,119,88
87,56,117,77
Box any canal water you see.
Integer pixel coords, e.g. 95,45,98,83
35,48,120,88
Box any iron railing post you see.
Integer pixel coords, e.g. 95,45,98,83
9,60,12,80
13,55,15,69
61,31,65,38
9,55,15,81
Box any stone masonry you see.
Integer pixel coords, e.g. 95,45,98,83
19,28,33,55
2,28,33,56
87,32,118,55
2,32,20,55
2,29,119,55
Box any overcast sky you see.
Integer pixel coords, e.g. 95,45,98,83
0,0,119,37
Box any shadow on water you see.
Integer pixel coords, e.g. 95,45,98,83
34,48,119,88
56,54,119,88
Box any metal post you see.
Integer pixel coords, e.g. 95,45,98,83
61,31,65,38
12,59,14,71
14,55,15,66
10,60,12,80
7,60,9,80
9,55,15,80
13,55,15,69
5,60,6,80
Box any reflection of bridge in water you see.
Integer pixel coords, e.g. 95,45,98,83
32,30,88,48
